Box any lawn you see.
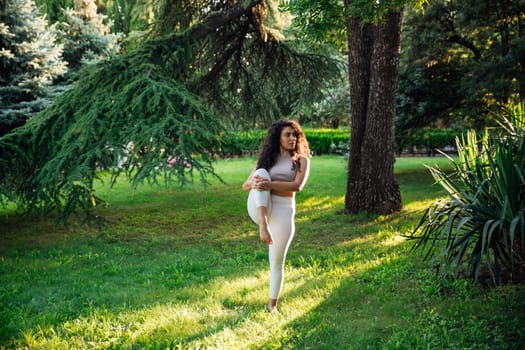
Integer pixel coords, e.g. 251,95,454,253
1,155,524,349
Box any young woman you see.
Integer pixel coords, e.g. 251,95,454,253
242,120,311,313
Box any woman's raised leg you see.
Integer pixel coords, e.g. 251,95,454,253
247,169,273,244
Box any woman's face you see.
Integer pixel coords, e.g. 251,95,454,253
279,126,298,152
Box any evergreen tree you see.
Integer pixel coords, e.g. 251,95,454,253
104,0,155,34
0,0,339,220
35,0,73,22
55,0,123,75
0,0,68,136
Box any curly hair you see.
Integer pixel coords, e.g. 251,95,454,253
256,120,310,171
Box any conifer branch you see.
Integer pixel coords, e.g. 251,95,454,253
0,0,342,221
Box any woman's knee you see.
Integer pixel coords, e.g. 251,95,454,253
254,168,271,180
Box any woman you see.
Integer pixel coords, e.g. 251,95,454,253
242,120,311,313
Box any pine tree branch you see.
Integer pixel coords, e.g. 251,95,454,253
190,0,260,41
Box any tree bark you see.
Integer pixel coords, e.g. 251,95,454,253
343,7,403,214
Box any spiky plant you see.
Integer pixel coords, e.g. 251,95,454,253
408,102,525,286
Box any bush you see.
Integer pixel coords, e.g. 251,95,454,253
304,128,350,155
218,130,266,157
396,128,463,155
222,127,468,158
407,102,525,286
219,128,350,157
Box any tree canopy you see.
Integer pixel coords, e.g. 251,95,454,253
397,0,525,130
0,0,340,219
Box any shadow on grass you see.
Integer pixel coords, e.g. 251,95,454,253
258,243,525,349
4,157,520,348
0,162,405,347
0,189,263,345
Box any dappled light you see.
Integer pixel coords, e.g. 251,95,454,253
2,0,524,346
402,199,444,212
1,155,523,348
11,264,335,348
296,195,344,220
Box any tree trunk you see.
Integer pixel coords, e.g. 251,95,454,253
343,7,403,214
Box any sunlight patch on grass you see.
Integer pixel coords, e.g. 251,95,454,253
299,195,343,210
2,156,523,349
19,302,236,349
207,273,269,307
183,268,342,349
296,195,344,222
381,234,406,247
336,233,374,249
295,196,344,224
403,198,445,212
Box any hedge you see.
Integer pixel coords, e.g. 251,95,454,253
219,128,465,158
220,128,350,157
395,128,463,155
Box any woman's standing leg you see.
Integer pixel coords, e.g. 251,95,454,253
247,169,273,244
267,195,295,313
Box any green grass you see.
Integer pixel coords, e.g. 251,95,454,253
1,155,524,349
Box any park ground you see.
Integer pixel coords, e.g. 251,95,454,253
1,155,524,349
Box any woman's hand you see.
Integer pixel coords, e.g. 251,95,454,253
252,175,271,191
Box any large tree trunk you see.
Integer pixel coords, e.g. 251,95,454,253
343,7,403,214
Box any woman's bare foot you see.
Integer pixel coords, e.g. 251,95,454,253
259,224,273,244
268,299,279,314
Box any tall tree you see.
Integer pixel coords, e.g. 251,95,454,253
343,2,404,214
0,0,68,137
286,0,426,214
0,0,338,219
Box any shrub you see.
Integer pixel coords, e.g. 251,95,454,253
396,128,462,155
407,102,525,286
219,128,349,156
303,128,349,155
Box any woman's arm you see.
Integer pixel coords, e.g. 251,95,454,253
243,157,311,194
268,156,310,193
242,167,257,192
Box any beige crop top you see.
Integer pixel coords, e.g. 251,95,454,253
268,153,297,182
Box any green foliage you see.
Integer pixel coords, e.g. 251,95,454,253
224,126,465,158
0,32,224,220
281,0,347,51
55,0,123,74
0,1,342,220
1,156,523,348
219,130,267,157
283,0,428,50
344,0,426,22
35,0,74,23
305,128,349,155
398,0,525,129
219,128,350,156
396,128,463,155
193,13,342,128
36,0,155,34
103,0,156,34
0,0,68,136
292,78,350,129
408,102,525,286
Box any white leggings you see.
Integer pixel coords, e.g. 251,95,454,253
247,168,296,300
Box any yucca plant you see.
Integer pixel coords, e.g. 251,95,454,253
408,102,525,286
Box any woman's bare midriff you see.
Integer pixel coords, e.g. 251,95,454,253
271,190,294,198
